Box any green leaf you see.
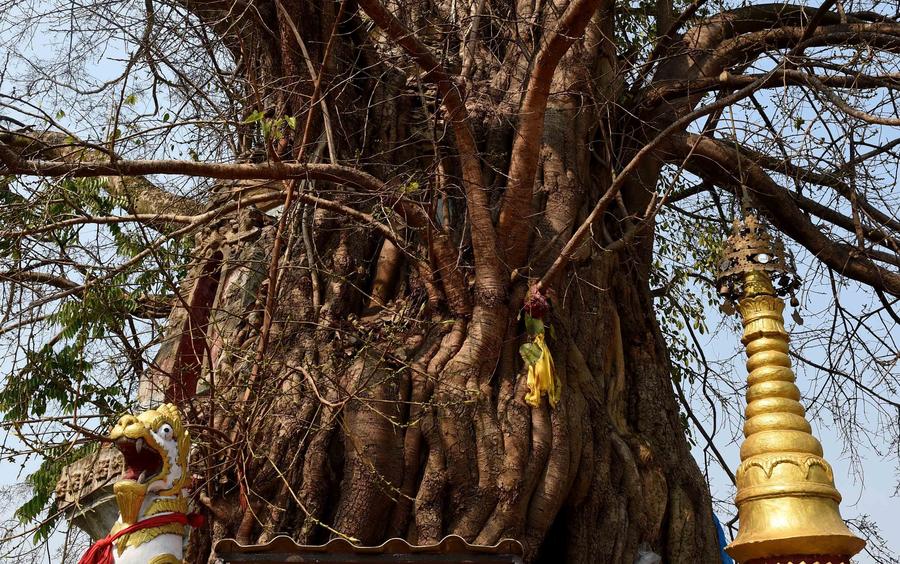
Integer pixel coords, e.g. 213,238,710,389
267,119,283,141
242,110,265,124
162,112,170,122
519,341,543,367
55,109,65,119
123,93,138,106
524,314,544,336
286,115,297,129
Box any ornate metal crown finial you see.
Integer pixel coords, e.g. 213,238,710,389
715,213,800,302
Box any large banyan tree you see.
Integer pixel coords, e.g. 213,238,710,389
0,0,898,562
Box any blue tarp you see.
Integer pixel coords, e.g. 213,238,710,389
712,514,735,564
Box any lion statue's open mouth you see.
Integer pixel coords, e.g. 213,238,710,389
115,435,165,485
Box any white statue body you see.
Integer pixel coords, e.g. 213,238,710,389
113,526,183,564
106,404,192,564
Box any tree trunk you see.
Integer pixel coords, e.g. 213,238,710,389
141,1,719,562
162,211,717,563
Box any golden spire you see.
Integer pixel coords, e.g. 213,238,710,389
716,215,864,564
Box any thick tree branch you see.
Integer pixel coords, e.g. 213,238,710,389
633,0,708,90
708,24,900,77
0,143,388,200
651,6,900,110
0,125,449,228
496,0,606,271
662,133,900,296
0,270,79,290
645,59,900,242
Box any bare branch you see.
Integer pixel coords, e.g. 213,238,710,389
537,67,781,290
356,0,504,299
0,130,202,223
642,69,900,107
0,142,386,200
0,270,79,290
804,71,900,125
0,270,171,318
662,132,900,296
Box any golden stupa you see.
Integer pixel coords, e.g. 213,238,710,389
716,215,865,564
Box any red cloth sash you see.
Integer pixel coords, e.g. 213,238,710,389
78,512,204,564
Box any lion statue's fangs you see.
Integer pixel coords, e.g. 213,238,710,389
79,403,201,564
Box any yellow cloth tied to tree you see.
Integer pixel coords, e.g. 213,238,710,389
524,333,560,407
